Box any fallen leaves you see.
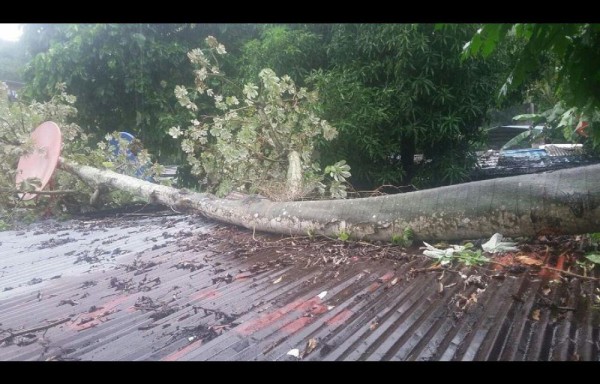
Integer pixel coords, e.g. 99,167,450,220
531,309,541,321
287,338,320,360
302,338,318,357
369,319,379,331
542,287,551,296
272,276,283,284
585,253,600,264
516,255,544,266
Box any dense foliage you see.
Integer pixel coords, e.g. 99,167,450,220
464,23,600,147
237,25,328,86
171,37,349,200
21,24,258,160
309,24,515,188
0,40,27,81
18,23,537,193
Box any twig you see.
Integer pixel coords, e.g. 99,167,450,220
0,317,71,344
1,188,80,195
265,234,308,244
410,266,445,274
541,265,598,281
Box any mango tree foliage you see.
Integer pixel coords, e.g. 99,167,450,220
171,37,349,200
309,24,514,188
237,24,328,85
463,23,600,146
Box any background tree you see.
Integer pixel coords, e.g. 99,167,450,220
0,39,27,82
237,24,329,85
21,23,523,192
463,23,600,147
21,24,259,160
307,24,516,188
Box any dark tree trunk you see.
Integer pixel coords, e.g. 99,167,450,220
400,134,415,183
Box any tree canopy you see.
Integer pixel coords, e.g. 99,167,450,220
0,39,27,81
463,23,600,146
18,23,570,192
21,24,258,160
308,24,516,188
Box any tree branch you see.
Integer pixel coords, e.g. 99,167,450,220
0,317,71,344
541,265,599,281
0,188,80,195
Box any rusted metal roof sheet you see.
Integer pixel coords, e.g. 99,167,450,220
0,210,598,361
472,149,599,181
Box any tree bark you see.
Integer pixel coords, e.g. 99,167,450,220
400,134,415,183
58,158,600,241
286,150,303,200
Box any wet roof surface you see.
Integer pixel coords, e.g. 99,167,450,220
1,208,599,361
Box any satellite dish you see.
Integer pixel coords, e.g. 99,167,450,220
15,121,62,200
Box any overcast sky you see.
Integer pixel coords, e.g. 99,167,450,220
0,24,23,42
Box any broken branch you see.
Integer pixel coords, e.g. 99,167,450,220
0,317,72,344
540,265,599,281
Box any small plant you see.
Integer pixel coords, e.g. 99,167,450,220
576,251,600,277
403,227,414,246
588,233,600,248
391,234,403,245
453,246,490,267
576,259,596,277
422,241,489,267
337,230,350,242
391,227,414,247
584,252,600,265
0,218,10,231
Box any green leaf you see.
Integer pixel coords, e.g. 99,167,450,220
337,231,350,241
501,130,532,150
585,253,600,264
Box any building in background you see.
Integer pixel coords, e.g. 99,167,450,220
1,80,24,101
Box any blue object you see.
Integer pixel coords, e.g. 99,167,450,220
500,149,548,159
109,132,150,180
109,132,136,161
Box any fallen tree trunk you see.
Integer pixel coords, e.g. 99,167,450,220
59,158,600,241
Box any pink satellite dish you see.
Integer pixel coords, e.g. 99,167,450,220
15,121,62,200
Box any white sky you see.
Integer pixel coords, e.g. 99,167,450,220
0,24,23,42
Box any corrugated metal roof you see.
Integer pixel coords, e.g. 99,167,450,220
1,209,598,361
472,149,599,181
